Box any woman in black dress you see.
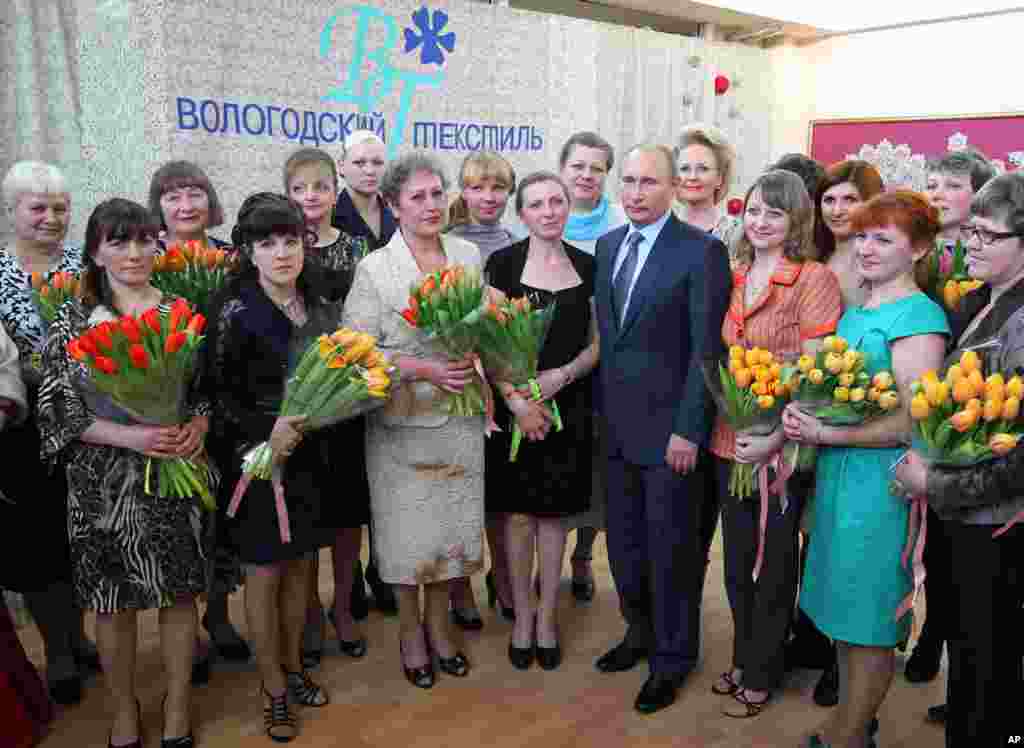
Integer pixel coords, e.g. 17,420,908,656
484,172,599,670
283,147,371,665
204,194,336,742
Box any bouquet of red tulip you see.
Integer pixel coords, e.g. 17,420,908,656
151,240,236,316
30,271,84,324
476,296,562,461
228,328,396,543
65,298,215,510
400,265,493,423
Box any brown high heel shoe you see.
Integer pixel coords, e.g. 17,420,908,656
399,629,435,689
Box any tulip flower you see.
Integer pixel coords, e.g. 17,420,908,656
990,433,1019,457
93,325,114,353
925,380,949,408
120,316,142,344
833,386,850,402
142,308,162,334
952,377,975,404
910,394,930,419
872,372,894,390
797,354,814,373
186,314,206,337
824,353,843,375
950,408,979,432
94,355,118,375
164,331,187,354
757,394,775,409
878,391,899,411
730,345,746,361
67,339,88,362
960,350,980,374
129,344,150,370
745,348,761,368
943,280,961,309
838,372,854,387
401,308,418,326
30,272,44,291
984,398,1004,422
808,368,824,385
822,335,837,352
734,368,753,388
850,387,865,403
1007,376,1024,399
1003,396,1020,421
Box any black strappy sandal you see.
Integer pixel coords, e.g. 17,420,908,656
262,684,296,743
711,670,741,696
722,687,772,718
283,668,329,707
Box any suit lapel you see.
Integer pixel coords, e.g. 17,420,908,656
617,216,677,340
598,225,628,333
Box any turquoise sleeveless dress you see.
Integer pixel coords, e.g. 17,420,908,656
800,293,949,646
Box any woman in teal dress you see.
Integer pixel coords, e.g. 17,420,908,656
783,191,949,748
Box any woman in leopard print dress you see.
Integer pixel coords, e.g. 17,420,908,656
37,198,208,746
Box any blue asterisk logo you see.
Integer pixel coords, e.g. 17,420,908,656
403,7,456,66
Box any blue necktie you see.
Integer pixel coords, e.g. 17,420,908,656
613,232,644,325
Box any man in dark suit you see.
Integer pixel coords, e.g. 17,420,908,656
594,144,731,714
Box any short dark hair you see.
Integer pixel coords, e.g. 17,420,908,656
148,160,225,230
514,171,570,215
971,172,1024,236
558,132,614,171
82,198,160,310
768,153,826,202
927,147,997,193
229,193,320,303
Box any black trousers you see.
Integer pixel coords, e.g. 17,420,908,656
945,519,1024,747
716,457,803,691
606,456,704,677
917,505,954,654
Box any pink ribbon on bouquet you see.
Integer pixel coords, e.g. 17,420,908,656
227,466,293,544
992,507,1024,538
895,494,927,620
752,451,795,582
470,353,500,437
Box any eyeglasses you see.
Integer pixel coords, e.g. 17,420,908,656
960,225,1024,246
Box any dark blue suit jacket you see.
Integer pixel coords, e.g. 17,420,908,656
596,212,732,466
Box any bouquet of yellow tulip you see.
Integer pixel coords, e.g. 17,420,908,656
228,328,396,542
152,240,237,316
703,345,791,499
476,296,562,461
783,335,900,470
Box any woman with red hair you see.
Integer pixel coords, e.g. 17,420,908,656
783,191,949,748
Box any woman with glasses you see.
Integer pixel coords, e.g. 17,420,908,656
897,150,997,707
895,172,1024,747
672,124,743,261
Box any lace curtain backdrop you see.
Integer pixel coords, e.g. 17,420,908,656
1,0,778,243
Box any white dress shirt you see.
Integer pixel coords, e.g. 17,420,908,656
612,209,672,322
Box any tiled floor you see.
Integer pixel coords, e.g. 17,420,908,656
18,530,946,747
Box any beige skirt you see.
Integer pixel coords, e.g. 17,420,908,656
366,415,485,585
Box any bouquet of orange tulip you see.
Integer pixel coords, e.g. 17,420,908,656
907,348,1024,469
65,298,215,510
476,296,562,461
151,240,236,316
783,335,900,471
400,264,492,420
228,328,396,543
30,271,84,325
703,345,791,499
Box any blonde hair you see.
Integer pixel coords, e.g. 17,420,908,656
448,151,516,228
674,123,735,205
3,161,69,214
341,130,385,160
733,170,815,266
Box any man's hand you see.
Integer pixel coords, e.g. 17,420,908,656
665,434,698,475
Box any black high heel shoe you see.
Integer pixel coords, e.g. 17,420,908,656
201,612,251,662
160,693,195,748
485,571,516,622
508,640,535,670
327,609,368,658
536,621,562,670
399,637,435,689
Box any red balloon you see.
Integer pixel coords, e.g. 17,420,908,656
726,197,744,216
715,75,730,96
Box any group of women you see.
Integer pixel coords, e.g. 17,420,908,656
0,122,1021,748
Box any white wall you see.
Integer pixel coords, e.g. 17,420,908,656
768,11,1024,158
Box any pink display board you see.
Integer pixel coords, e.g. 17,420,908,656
809,113,1024,169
